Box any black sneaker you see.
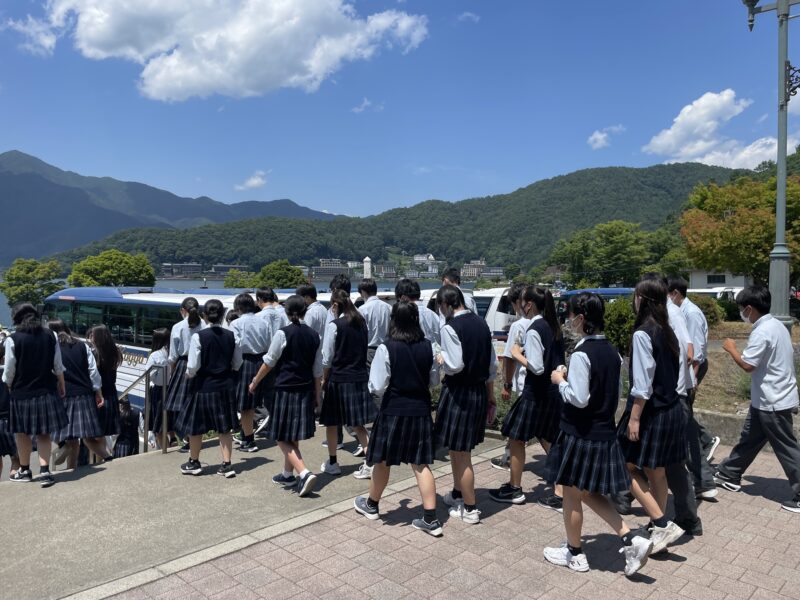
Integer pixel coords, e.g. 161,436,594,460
412,517,443,537
103,456,114,463
490,457,511,472
272,473,297,486
489,483,525,505
217,463,236,478
610,491,633,515
781,495,800,513
179,440,190,453
254,417,270,435
354,495,380,520
237,440,258,453
10,468,32,483
713,470,742,492
38,472,55,488
180,459,202,475
674,517,703,536
297,472,317,497
538,494,564,513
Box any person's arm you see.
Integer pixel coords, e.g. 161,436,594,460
439,324,464,375
429,352,441,387
321,322,337,370
167,325,180,366
3,337,15,387
501,356,515,400
312,342,324,408
231,340,243,372
723,338,758,373
551,352,591,408
522,329,545,374
368,345,390,398
186,333,201,378
628,331,655,442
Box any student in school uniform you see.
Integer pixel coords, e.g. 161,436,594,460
353,301,443,536
323,274,353,448
230,293,271,453
435,285,497,525
395,279,441,346
0,342,20,479
254,287,290,434
491,286,565,509
49,319,112,467
320,290,376,479
296,284,328,340
225,310,240,328
165,298,206,447
357,278,391,366
714,286,800,512
250,295,322,497
441,268,478,316
544,293,653,576
88,325,123,444
144,328,171,447
617,278,687,554
113,399,142,458
177,299,243,478
3,303,68,487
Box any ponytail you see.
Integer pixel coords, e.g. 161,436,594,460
203,299,225,325
182,297,201,328
522,286,561,341
284,295,306,325
331,289,366,329
568,293,605,335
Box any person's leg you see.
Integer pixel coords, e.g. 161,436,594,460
666,461,698,523
412,464,437,511
325,426,340,466
219,432,233,463
83,437,110,460
643,467,669,513
508,438,526,487
562,486,584,549
717,407,768,481
627,464,664,519
278,441,307,473
538,438,563,497
762,409,800,496
583,492,631,536
65,440,80,469
684,393,715,489
36,435,51,469
189,435,203,461
15,433,32,468
240,409,255,438
450,450,476,505
352,425,369,450
370,462,390,502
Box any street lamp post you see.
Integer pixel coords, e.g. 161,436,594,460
743,0,800,328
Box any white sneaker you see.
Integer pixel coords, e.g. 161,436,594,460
696,487,719,500
621,535,652,577
320,460,342,476
448,503,480,525
443,492,463,508
543,544,590,572
706,436,721,462
352,444,366,457
650,521,685,554
353,463,373,480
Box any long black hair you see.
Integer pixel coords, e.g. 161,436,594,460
389,301,425,343
330,289,366,329
151,327,170,353
568,293,605,335
48,318,78,345
203,299,225,325
633,278,679,358
11,302,41,332
89,324,123,371
181,297,201,328
284,295,307,324
436,284,465,322
522,286,561,341
234,293,258,314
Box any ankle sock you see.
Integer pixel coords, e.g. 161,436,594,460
464,503,476,512
423,508,437,523
621,533,633,546
282,470,293,478
367,497,380,510
221,461,231,468
298,469,309,479
329,455,338,465
567,544,583,556
40,466,50,474
20,464,30,472
653,516,669,528
451,489,462,500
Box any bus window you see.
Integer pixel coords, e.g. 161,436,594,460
74,303,104,337
496,296,516,316
106,304,137,345
473,296,493,319
139,305,182,347
43,301,73,326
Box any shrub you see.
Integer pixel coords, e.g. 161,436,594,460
717,298,741,322
604,296,635,356
687,294,724,327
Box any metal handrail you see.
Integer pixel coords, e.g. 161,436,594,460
119,364,169,454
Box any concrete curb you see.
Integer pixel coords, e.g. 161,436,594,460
61,445,507,600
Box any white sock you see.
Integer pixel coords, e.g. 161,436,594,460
299,468,310,479
283,470,293,478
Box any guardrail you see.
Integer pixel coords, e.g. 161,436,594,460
118,365,169,454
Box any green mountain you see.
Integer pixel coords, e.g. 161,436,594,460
52,162,734,272
0,150,336,266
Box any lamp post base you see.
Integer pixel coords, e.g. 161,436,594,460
769,243,793,331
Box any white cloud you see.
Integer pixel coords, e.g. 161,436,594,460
458,12,480,23
351,97,372,113
789,97,800,116
757,112,769,124
7,0,428,102
234,169,268,191
587,124,625,150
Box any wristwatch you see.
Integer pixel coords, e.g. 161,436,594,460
503,383,513,391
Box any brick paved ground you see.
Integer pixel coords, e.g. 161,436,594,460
111,445,800,600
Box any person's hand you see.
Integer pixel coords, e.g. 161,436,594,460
436,354,444,366
501,387,511,401
248,380,258,395
551,370,565,385
95,392,105,408
58,380,66,399
722,338,737,355
627,416,640,442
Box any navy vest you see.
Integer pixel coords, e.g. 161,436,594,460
60,341,94,397
560,337,620,441
382,340,433,417
10,329,57,399
628,322,680,412
443,312,492,387
0,368,9,420
330,317,368,383
194,327,236,392
275,323,321,391
523,318,564,399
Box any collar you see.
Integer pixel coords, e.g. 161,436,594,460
530,314,543,322
452,309,470,318
365,296,379,304
752,313,772,329
574,334,606,350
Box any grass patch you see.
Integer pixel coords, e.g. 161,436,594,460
693,349,750,414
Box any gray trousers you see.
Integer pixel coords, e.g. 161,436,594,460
717,406,800,496
694,361,714,448
686,389,716,490
666,395,699,523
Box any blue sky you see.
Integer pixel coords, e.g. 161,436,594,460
0,1,796,217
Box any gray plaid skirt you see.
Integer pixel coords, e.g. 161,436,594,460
0,418,17,457
53,394,104,442
96,390,120,436
10,392,68,436
319,381,377,427
501,385,562,444
367,412,434,467
546,432,631,494
433,383,487,453
235,354,265,412
175,387,238,437
266,388,316,442
617,400,687,469
165,356,190,413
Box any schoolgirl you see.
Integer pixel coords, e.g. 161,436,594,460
0,342,20,478
114,399,142,458
165,298,205,442
353,301,443,536
617,278,687,554
319,290,375,479
394,279,440,346
49,319,112,467
250,295,322,497
2,303,68,487
177,299,242,478
144,328,171,447
88,325,123,440
491,286,565,509
231,293,271,453
434,285,497,525
543,293,652,576
256,287,290,429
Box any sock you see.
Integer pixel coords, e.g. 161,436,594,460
40,465,50,474
282,470,293,478
567,544,583,556
621,533,633,546
451,489,462,500
653,516,669,528
245,434,254,443
299,469,309,479
367,497,380,510
423,508,437,523
464,503,476,512
20,464,29,472
329,455,338,465
221,461,231,467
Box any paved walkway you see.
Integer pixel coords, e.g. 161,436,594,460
101,444,800,600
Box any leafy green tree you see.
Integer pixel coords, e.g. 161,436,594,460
224,269,259,288
67,250,156,287
0,258,63,307
254,260,307,289
504,263,521,279
585,221,650,286
604,296,636,356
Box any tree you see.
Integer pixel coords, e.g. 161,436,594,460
0,258,63,307
504,263,521,280
254,260,307,289
68,250,156,287
224,269,259,289
604,296,636,356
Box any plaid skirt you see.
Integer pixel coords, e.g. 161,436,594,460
113,439,139,458
175,387,238,437
235,354,265,412
10,392,68,436
53,394,104,442
266,388,316,442
433,383,487,453
97,390,121,436
0,418,17,457
165,356,190,412
148,386,175,434
546,432,631,494
617,400,687,469
319,381,377,427
367,412,434,467
501,385,562,444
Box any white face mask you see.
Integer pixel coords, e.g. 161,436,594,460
740,308,750,324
